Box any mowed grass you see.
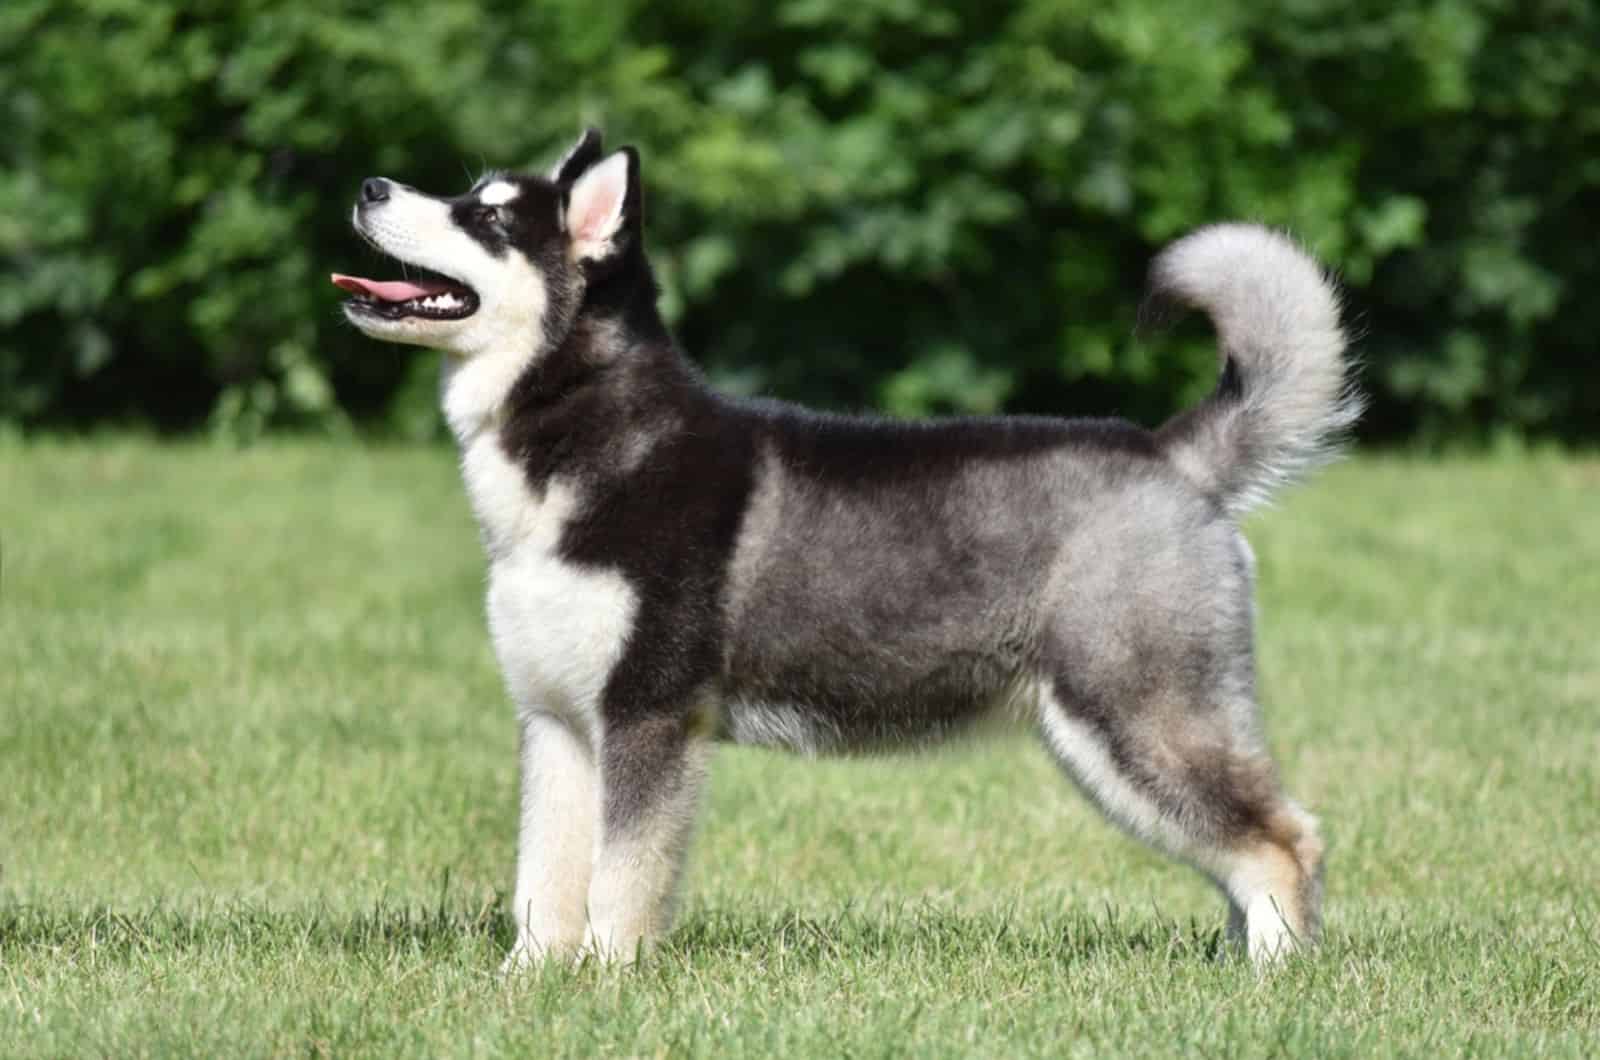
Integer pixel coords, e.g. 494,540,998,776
2,439,1597,1057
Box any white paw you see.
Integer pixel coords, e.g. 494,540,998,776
580,928,644,967
501,936,583,975
1245,895,1301,966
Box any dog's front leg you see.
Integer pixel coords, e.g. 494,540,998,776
503,710,598,972
582,713,708,964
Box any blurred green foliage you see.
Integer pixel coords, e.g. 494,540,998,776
2,0,1596,441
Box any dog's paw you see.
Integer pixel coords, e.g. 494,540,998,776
579,928,647,967
501,938,582,976
503,932,601,975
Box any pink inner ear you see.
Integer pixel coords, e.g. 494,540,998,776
570,167,624,242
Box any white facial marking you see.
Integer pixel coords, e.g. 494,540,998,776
345,185,550,375
479,181,520,207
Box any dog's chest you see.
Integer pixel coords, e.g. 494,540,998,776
460,433,636,722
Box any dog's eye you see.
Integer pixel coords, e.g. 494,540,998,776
475,205,507,227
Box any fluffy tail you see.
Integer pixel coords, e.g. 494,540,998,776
1151,224,1363,517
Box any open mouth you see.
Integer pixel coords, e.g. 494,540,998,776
331,266,479,321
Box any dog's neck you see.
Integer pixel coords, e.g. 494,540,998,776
442,281,706,508
440,266,681,445
440,345,528,441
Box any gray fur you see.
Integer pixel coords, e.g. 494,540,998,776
339,142,1354,966
1154,224,1364,516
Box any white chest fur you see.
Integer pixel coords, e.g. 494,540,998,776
460,431,636,728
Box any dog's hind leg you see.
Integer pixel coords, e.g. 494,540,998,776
583,712,709,963
503,711,600,970
1034,679,1323,964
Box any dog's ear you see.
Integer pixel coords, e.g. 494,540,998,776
548,128,604,184
564,148,641,264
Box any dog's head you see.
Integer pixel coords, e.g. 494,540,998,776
334,129,641,359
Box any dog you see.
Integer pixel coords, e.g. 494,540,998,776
334,128,1361,969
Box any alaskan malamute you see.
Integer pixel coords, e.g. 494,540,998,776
334,129,1361,968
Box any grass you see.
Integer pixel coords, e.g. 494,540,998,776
2,439,1597,1057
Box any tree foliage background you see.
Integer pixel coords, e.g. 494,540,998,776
2,0,1596,442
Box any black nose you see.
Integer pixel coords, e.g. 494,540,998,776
360,177,391,205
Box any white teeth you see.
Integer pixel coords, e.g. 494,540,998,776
404,291,466,314
414,293,461,311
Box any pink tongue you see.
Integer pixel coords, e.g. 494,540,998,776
331,274,450,302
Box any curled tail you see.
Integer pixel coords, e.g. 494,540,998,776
1151,224,1363,517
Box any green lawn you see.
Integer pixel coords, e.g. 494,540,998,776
2,440,1596,1057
